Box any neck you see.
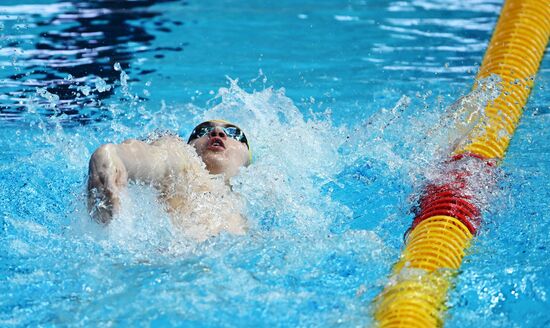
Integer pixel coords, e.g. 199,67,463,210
206,163,238,183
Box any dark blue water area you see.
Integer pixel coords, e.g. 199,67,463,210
1,0,549,327
0,0,497,124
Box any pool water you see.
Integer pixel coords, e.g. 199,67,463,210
1,0,549,327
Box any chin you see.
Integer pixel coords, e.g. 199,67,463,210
201,153,228,173
202,150,226,162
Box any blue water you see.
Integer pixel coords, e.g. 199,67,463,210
1,0,549,327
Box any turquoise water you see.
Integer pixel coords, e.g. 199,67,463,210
1,0,549,326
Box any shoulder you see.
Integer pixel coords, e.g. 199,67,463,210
149,136,206,172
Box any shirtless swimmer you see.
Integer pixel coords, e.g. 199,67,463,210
87,120,251,241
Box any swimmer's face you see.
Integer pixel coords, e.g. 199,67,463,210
188,121,250,178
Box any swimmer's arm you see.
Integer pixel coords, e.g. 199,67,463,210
112,138,176,185
87,138,178,223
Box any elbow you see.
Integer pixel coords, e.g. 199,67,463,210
88,143,118,195
89,144,117,171
87,143,126,224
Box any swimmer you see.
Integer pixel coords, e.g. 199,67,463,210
87,120,251,241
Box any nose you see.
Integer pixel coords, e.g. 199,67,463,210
208,127,227,139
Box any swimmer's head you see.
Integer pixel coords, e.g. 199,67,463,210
188,120,251,178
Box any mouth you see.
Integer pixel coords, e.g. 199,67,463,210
207,137,225,151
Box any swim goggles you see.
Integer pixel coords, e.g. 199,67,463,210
187,120,249,149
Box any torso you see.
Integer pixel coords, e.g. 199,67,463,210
150,136,247,241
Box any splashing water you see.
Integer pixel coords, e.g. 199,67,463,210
409,74,506,214
1,60,528,326
3,68,422,325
